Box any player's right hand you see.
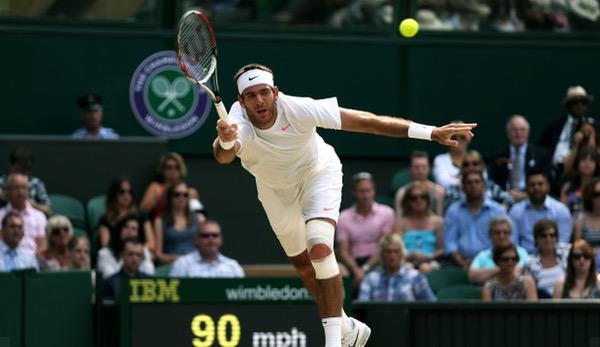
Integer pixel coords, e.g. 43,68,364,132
216,119,238,143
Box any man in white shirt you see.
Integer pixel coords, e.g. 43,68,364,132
214,63,477,347
170,220,244,278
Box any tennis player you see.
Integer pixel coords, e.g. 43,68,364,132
214,64,476,347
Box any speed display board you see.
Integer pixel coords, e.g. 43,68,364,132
120,278,351,347
131,304,323,347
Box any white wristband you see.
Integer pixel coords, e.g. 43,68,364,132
219,139,235,150
408,122,435,140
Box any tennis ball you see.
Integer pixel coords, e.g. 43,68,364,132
399,18,419,38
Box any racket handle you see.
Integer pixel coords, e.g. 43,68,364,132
214,101,229,123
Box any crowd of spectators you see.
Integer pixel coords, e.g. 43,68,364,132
342,85,600,301
180,0,600,31
0,144,242,300
1,84,599,303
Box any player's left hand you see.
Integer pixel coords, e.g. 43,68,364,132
431,123,477,147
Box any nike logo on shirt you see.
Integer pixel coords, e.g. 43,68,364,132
281,123,291,131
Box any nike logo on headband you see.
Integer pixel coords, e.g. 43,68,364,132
249,76,259,81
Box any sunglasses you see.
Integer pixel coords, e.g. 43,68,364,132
499,256,518,263
52,226,70,235
172,191,189,198
164,164,179,170
119,189,132,195
538,232,557,239
571,253,591,261
592,191,600,198
462,160,480,167
198,233,220,239
569,99,588,106
408,193,428,201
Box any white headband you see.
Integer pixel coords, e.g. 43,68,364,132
237,69,274,95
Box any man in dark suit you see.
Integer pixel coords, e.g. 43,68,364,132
538,85,595,171
103,239,151,301
488,115,551,202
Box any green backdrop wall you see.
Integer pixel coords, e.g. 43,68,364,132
1,26,598,158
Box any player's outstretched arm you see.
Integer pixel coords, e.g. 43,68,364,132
339,107,476,147
213,119,239,164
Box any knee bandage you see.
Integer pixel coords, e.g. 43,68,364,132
306,219,339,279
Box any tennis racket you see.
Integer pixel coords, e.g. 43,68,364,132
176,10,228,122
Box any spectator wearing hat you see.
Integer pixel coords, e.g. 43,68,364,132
72,94,119,139
488,115,551,202
336,172,395,288
0,147,51,215
538,86,596,177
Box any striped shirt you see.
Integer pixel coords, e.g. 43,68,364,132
358,266,436,302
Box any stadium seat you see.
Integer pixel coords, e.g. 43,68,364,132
154,264,172,277
389,168,411,196
72,227,88,237
436,284,482,300
86,195,106,234
375,195,394,208
425,268,469,293
48,194,86,230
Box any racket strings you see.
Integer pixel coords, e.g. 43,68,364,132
179,17,215,82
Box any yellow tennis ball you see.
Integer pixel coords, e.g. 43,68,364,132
399,18,419,38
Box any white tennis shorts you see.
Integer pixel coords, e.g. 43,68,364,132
257,166,343,257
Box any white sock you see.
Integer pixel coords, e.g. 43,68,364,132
341,310,352,336
322,317,342,347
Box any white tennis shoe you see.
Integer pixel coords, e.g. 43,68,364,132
341,317,371,347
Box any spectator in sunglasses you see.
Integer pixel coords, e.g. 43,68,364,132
141,152,202,220
574,177,600,272
98,177,155,253
482,243,537,301
154,181,199,264
523,219,571,298
170,219,244,278
469,216,528,284
443,150,513,213
553,239,600,299
397,182,444,273
395,151,445,217
40,215,73,270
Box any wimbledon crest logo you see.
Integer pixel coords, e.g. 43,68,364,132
130,51,211,138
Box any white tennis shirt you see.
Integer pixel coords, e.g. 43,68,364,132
228,92,342,188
